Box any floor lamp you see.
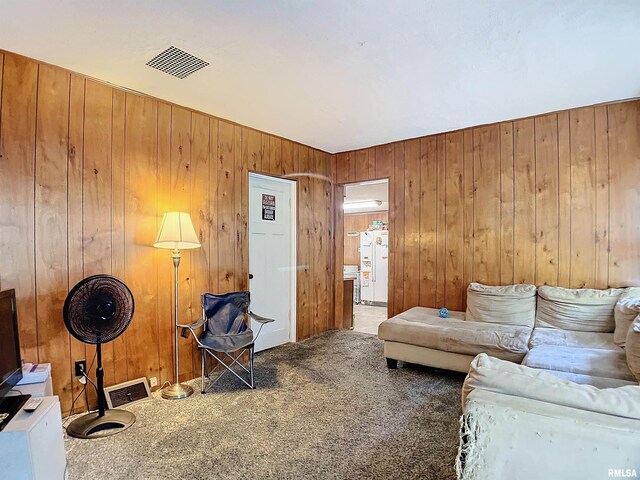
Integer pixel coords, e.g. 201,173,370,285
154,211,201,400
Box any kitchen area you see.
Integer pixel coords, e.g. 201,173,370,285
342,179,389,335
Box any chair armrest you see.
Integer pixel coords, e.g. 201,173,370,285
248,311,275,324
177,317,208,330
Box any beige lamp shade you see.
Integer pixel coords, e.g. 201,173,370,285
153,212,201,250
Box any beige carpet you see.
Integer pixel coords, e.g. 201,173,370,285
64,330,465,480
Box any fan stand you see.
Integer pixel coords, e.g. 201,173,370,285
66,343,135,439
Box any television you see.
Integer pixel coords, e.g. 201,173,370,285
0,289,29,430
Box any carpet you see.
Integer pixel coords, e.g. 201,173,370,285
65,330,465,480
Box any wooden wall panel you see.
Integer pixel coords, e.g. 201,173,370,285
594,105,610,289
170,106,193,382
435,136,446,309
569,107,597,288
83,80,114,403
269,136,282,176
34,65,72,412
355,149,369,182
338,100,640,314
190,112,211,375
124,94,159,383
0,54,38,363
334,185,345,329
534,114,559,286
557,111,572,287
392,142,405,314
67,75,87,411
499,123,514,285
608,102,640,287
156,102,173,388
443,133,464,310
473,126,501,286
513,119,536,285
0,51,335,414
296,146,312,340
403,139,421,309
418,137,437,308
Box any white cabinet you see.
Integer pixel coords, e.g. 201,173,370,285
0,396,66,480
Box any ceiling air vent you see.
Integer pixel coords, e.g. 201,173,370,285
146,46,209,79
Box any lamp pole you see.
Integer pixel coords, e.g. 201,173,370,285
154,212,200,400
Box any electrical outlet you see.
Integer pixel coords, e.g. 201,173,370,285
149,377,158,388
74,360,86,377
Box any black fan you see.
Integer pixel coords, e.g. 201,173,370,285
63,274,135,439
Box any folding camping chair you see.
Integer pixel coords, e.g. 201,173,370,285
179,291,274,392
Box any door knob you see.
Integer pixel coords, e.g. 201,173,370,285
249,274,254,279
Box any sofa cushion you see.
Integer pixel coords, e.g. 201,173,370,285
465,283,537,327
540,369,637,389
522,345,635,382
614,287,640,347
535,285,624,332
626,315,640,382
529,327,618,351
378,307,531,362
463,353,640,420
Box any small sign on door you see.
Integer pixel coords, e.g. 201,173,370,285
262,194,276,221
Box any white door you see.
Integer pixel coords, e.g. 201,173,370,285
248,173,296,352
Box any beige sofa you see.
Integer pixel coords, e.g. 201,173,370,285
456,354,640,480
380,284,640,479
378,283,640,387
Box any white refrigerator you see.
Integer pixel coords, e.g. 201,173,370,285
360,231,389,305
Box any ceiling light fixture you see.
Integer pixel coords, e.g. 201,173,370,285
343,200,382,211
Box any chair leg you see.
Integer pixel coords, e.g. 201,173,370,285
249,346,255,389
201,349,206,394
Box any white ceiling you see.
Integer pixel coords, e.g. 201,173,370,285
1,1,639,153
344,180,388,214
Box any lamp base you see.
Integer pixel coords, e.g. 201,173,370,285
161,382,194,400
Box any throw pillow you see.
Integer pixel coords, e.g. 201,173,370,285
626,314,640,382
535,286,624,332
614,288,640,347
465,283,537,327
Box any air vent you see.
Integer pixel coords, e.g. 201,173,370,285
146,46,209,79
104,377,151,408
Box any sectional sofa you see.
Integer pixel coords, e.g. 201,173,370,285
378,283,640,479
378,283,639,387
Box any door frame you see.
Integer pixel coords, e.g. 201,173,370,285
334,177,391,326
248,172,297,344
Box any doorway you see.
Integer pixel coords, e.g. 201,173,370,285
248,173,297,352
342,179,389,335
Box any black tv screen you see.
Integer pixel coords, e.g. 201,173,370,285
0,289,22,399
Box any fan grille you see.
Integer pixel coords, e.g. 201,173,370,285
64,275,134,345
146,46,209,79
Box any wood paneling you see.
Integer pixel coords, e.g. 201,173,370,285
0,54,38,364
337,101,640,317
608,102,640,286
0,51,335,415
34,65,71,412
343,212,389,265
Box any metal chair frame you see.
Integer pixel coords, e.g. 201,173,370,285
180,307,273,393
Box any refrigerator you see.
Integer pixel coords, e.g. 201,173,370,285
360,231,388,305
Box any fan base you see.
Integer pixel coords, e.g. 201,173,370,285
161,382,194,400
66,409,135,439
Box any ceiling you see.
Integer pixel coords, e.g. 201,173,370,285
344,180,388,214
0,1,638,153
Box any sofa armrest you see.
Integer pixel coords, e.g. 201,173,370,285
463,353,640,420
457,389,640,480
